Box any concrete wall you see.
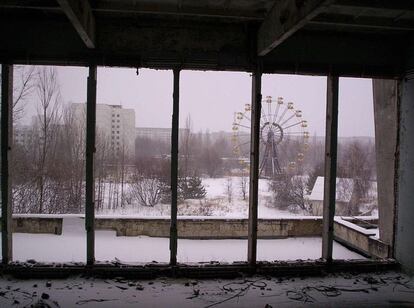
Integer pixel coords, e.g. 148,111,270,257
396,72,414,274
334,220,389,259
373,79,398,247
95,218,323,239
0,217,63,235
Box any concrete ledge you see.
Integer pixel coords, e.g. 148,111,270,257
1,259,399,279
2,215,322,239
334,218,390,259
95,217,323,239
0,216,63,235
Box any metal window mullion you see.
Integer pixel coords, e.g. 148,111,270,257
247,65,262,267
1,64,13,264
322,75,339,262
86,65,97,266
170,69,180,266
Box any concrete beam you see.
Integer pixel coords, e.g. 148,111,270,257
85,65,97,266
170,69,180,266
0,15,407,77
257,0,331,56
247,64,262,267
322,75,339,262
1,64,13,264
333,0,414,11
57,0,95,48
310,14,414,31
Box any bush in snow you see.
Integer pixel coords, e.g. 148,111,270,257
270,174,308,213
130,177,162,207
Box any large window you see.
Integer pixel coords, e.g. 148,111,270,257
12,65,88,263
94,68,172,263
177,71,251,263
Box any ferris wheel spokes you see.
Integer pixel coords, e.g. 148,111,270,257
271,97,282,124
233,96,309,178
283,121,305,130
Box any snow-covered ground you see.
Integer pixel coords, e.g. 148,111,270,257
97,177,307,218
6,217,363,263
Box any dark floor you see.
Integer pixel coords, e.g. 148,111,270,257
0,271,413,307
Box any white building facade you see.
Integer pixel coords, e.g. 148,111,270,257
71,103,136,157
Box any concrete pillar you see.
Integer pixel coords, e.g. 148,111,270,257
395,72,414,273
372,79,398,248
170,69,180,266
1,64,13,264
86,66,97,266
322,75,339,262
247,65,262,267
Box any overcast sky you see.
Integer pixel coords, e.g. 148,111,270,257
42,66,374,137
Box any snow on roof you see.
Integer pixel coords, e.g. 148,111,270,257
308,176,354,203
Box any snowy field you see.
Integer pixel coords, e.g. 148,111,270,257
97,177,306,218
7,217,363,263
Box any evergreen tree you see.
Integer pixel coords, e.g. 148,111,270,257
179,175,206,199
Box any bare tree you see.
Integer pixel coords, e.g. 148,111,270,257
225,176,233,204
239,172,248,201
34,66,62,213
180,114,193,181
338,140,375,214
270,174,308,213
130,175,162,207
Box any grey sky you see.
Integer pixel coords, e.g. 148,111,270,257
52,67,374,137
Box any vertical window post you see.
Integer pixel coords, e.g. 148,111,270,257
1,64,13,264
86,65,97,266
247,64,262,267
322,75,339,262
170,68,180,266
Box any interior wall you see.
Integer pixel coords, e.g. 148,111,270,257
372,79,398,247
396,72,414,274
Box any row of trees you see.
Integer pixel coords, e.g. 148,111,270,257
10,66,209,213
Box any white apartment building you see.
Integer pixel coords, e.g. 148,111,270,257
71,103,136,157
135,127,189,143
14,124,33,146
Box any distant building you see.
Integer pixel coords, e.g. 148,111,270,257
14,125,33,146
135,127,189,143
307,176,377,216
308,176,354,216
71,103,136,156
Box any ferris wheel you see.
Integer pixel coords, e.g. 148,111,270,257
232,96,310,178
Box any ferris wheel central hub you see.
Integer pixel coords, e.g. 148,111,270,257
261,122,284,145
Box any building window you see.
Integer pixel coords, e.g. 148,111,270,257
117,114,120,117
117,120,120,123
117,131,119,134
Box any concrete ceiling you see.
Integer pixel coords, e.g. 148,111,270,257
1,0,413,77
